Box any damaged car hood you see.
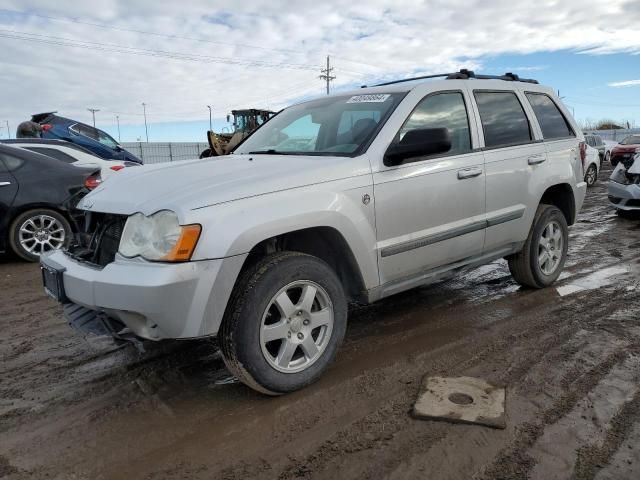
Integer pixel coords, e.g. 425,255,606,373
77,154,369,217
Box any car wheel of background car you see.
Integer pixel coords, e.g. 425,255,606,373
616,209,639,219
9,209,72,262
507,204,569,289
219,251,347,395
605,151,611,164
584,164,598,187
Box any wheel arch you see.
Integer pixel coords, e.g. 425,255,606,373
240,226,368,303
539,183,576,225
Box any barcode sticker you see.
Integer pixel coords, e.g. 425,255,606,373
347,94,390,103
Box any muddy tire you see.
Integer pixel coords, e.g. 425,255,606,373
584,164,597,187
507,204,569,289
9,209,72,262
219,252,347,395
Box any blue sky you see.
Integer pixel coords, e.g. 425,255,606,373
1,1,639,142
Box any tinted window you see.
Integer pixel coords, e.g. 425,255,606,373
594,135,603,146
474,91,531,148
525,93,573,140
0,154,24,171
24,147,77,163
620,135,640,145
399,92,471,155
586,136,595,147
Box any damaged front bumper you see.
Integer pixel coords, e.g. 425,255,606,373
608,155,640,211
41,250,246,341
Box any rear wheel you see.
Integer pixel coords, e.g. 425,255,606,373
508,204,568,288
219,252,347,395
584,164,598,186
9,209,72,262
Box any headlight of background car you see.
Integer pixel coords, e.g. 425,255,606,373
610,163,630,185
119,210,201,261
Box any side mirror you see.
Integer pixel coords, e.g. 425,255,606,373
226,114,230,123
115,145,123,151
384,128,452,166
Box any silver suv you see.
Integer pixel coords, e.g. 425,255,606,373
41,70,587,395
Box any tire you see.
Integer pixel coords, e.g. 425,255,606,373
616,209,639,219
9,209,72,262
219,252,347,395
605,151,611,164
507,204,569,289
584,164,597,187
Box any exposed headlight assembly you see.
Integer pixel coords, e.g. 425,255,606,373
610,163,631,185
118,210,201,262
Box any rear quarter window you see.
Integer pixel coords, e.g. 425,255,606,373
0,153,24,171
525,93,574,140
474,91,532,148
23,147,77,163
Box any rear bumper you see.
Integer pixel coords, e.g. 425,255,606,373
608,181,640,210
41,250,246,340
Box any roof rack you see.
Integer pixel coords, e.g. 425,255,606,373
363,69,539,88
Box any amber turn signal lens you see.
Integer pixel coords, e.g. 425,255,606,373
162,224,201,262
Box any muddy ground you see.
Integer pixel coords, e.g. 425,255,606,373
1,165,639,480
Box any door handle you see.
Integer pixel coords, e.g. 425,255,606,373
0,181,12,187
457,168,483,180
528,154,546,165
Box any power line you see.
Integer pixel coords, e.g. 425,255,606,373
0,29,320,71
319,55,335,95
4,9,309,57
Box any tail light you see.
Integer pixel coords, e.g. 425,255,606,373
579,141,587,173
110,165,125,171
85,173,102,189
41,124,53,132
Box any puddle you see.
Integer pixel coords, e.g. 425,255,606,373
556,266,630,297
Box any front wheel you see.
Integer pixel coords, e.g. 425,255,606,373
507,204,569,288
219,252,347,395
9,209,72,262
584,164,598,187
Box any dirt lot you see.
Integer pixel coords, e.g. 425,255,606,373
1,165,639,480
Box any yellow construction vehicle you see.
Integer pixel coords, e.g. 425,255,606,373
200,109,275,158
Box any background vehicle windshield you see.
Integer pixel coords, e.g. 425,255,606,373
620,135,640,145
234,93,403,156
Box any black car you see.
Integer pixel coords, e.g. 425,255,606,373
0,144,99,262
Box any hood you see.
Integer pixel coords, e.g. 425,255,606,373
77,154,369,218
612,144,639,152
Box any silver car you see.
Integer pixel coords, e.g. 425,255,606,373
41,70,587,394
609,153,640,216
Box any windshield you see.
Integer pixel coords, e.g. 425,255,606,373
620,135,640,145
234,93,404,156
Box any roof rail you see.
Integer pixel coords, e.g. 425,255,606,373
363,69,539,88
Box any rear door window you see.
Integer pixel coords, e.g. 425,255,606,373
23,147,77,163
525,93,574,140
0,154,24,171
474,91,532,148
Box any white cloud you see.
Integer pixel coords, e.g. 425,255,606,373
608,79,640,87
0,0,639,139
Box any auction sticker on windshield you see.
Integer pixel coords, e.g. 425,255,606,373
347,94,390,103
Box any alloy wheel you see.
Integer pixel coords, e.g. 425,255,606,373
18,214,66,256
537,220,563,275
259,280,334,374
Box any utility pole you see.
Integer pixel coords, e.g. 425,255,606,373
116,115,121,142
87,108,100,127
319,55,335,95
141,103,149,142
5,120,10,139
207,105,213,131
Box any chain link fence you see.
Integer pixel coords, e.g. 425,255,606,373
588,128,640,142
121,142,209,164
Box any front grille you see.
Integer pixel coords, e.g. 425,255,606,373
66,213,127,267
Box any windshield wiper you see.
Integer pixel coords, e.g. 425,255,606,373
247,149,292,155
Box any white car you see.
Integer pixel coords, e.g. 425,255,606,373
584,144,600,187
1,139,135,179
